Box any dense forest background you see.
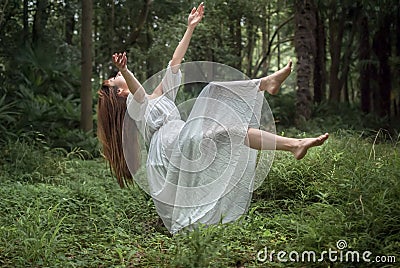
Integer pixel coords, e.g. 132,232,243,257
0,0,399,155
1,1,400,267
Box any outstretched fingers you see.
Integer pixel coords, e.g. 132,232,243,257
112,52,127,71
188,2,204,27
198,2,204,16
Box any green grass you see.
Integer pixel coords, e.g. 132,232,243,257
0,130,399,267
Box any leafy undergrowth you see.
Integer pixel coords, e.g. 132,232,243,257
0,130,399,267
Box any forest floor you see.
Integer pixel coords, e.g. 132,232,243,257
0,129,399,267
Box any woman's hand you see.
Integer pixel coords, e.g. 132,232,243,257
112,52,128,72
187,2,204,29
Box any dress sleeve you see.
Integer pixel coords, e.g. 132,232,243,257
162,61,182,101
126,93,148,121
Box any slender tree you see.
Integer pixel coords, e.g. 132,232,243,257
245,17,256,77
32,0,49,44
372,14,392,118
252,15,294,78
327,2,344,103
124,0,152,50
80,0,93,132
397,0,400,116
313,6,326,103
65,1,76,45
23,0,29,42
294,0,316,124
326,1,358,103
359,14,370,113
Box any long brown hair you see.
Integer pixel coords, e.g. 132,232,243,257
97,83,140,188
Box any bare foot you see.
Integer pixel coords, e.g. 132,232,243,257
260,60,292,95
292,133,329,160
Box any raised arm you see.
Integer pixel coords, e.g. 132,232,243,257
170,2,204,73
112,52,146,103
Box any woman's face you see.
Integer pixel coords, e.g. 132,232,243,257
104,72,130,97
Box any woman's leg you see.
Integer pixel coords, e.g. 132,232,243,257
245,128,329,160
259,60,292,95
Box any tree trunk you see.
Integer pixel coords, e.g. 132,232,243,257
398,97,400,117
338,15,359,102
23,0,29,42
396,0,400,117
246,22,255,77
80,0,93,132
370,59,380,114
229,20,236,68
372,15,392,118
328,14,344,103
277,9,281,69
294,0,316,125
359,15,370,113
125,0,152,49
235,17,242,70
313,8,326,103
260,5,268,73
32,0,49,44
65,1,75,45
397,0,400,57
328,5,359,104
344,80,349,103
110,0,115,54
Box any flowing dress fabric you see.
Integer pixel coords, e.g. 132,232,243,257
126,64,264,234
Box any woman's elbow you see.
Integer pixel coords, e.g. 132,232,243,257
170,58,181,73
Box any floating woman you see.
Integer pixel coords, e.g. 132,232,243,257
97,2,329,234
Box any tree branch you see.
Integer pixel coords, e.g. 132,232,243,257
125,0,153,48
253,15,294,77
338,13,360,91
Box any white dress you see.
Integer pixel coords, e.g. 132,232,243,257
124,62,275,234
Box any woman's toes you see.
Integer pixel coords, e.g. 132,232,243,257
293,133,329,160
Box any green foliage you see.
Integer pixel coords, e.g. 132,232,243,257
0,1,399,265
268,91,400,138
171,225,223,267
268,91,297,127
0,43,99,156
0,130,398,267
0,95,19,141
15,45,79,96
1,135,68,181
